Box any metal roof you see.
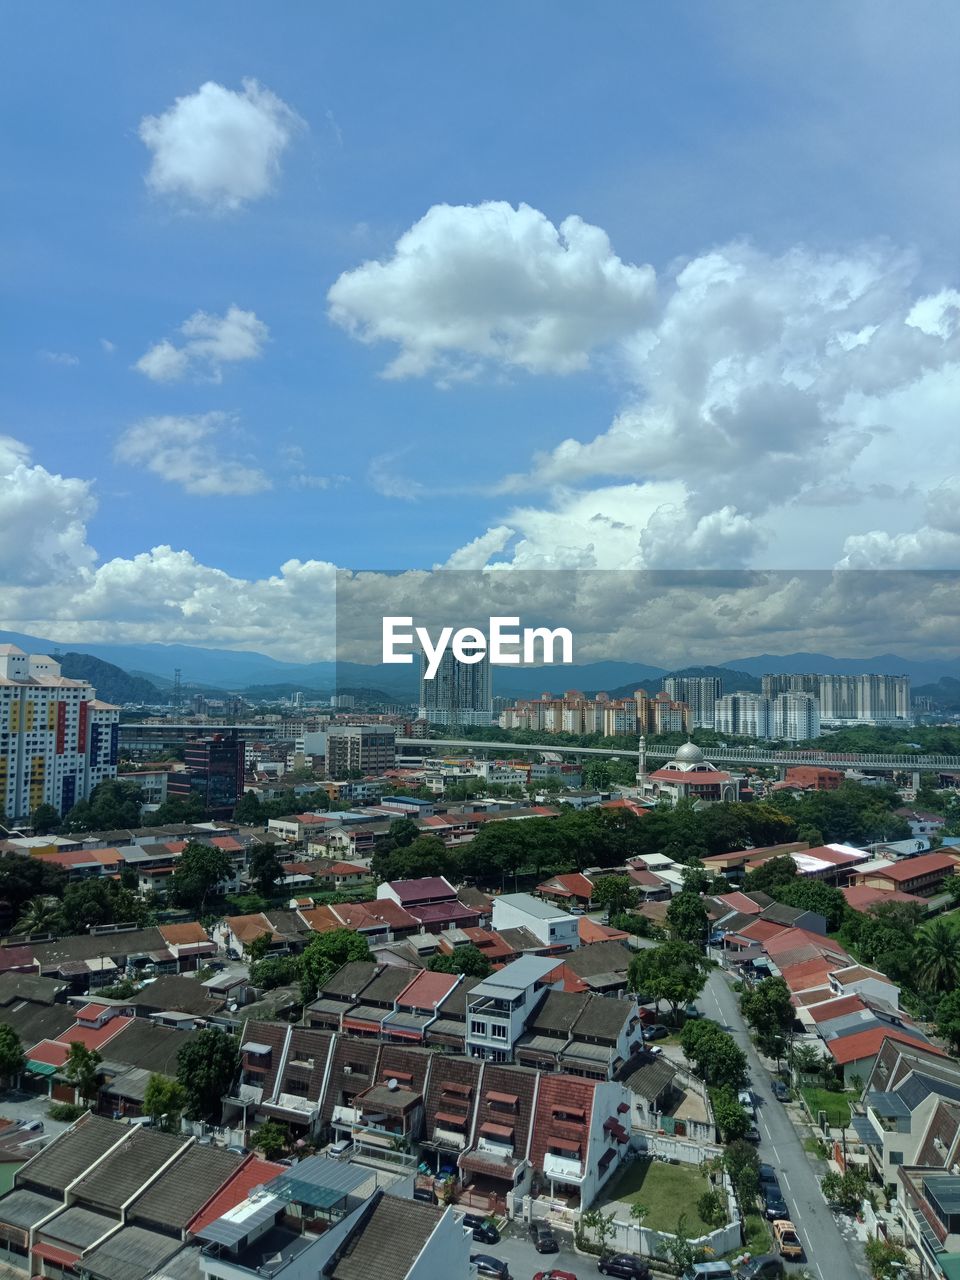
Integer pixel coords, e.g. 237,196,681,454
866,1090,911,1118
197,1193,281,1246
851,1115,882,1147
82,1225,182,1280
267,1156,371,1209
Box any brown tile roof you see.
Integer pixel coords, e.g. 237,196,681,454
128,1145,243,1230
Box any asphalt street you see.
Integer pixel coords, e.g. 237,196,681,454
489,1221,587,1279
700,967,869,1280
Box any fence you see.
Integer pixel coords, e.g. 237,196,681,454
633,1133,724,1166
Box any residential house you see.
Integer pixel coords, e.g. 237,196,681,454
465,956,564,1062
536,873,595,910
528,1074,632,1208
491,893,580,953
457,1063,539,1210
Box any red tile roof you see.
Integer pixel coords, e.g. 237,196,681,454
780,958,838,993
537,873,594,900
862,852,959,884
159,922,210,945
808,995,867,1024
716,891,764,915
628,867,667,889
842,885,924,913
579,917,629,944
395,970,460,1010
530,1073,596,1173
327,862,368,875
188,1156,287,1234
385,876,455,903
733,920,789,944
827,1027,942,1066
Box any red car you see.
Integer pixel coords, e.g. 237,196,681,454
533,1272,578,1280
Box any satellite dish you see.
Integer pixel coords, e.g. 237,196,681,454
387,1077,399,1091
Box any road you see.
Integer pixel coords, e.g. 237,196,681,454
700,968,868,1280
492,1220,583,1279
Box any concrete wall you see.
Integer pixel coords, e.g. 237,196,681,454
407,1207,472,1280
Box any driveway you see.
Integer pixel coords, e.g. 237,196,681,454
699,967,868,1280
492,1218,585,1279
0,1089,74,1145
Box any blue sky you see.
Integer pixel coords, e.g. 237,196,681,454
1,2,958,658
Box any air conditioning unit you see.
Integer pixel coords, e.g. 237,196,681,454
344,1066,353,1075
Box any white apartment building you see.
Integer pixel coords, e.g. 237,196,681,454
772,691,821,741
661,676,722,728
714,692,772,738
0,646,120,820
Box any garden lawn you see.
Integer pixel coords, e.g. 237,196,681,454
801,1087,851,1127
602,1158,714,1234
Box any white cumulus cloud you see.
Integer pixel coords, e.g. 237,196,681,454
139,78,303,212
135,306,269,382
327,201,656,382
114,413,271,496
0,436,97,585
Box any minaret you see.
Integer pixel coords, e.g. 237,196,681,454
636,734,647,794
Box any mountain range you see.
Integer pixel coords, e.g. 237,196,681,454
2,629,958,702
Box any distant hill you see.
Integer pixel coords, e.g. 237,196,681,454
914,677,960,712
58,652,162,705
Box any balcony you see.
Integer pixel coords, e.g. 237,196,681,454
433,1126,468,1150
262,1092,319,1124
543,1151,584,1182
332,1104,360,1127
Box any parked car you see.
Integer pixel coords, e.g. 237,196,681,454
744,1123,761,1143
683,1004,703,1019
762,1184,788,1221
412,1185,436,1204
530,1222,560,1253
327,1138,353,1160
18,1119,44,1134
533,1272,578,1280
644,1025,669,1041
462,1213,499,1244
758,1163,778,1187
681,1264,734,1280
771,1080,790,1102
598,1253,651,1278
471,1255,510,1278
772,1220,803,1260
736,1256,784,1280
737,1088,755,1116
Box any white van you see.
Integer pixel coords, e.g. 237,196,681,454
328,1138,353,1160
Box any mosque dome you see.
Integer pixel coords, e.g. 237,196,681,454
674,740,705,765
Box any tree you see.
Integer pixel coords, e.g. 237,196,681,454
234,792,264,825
681,864,727,895
916,920,960,995
628,941,709,1025
666,891,709,947
143,1074,187,1131
629,1201,649,1257
723,1139,760,1207
427,945,492,978
61,778,143,833
680,1019,748,1090
30,803,61,835
742,855,798,894
170,842,233,914
591,875,640,918
936,988,960,1053
662,1214,704,1273
299,928,372,1002
251,1120,289,1160
176,1028,240,1123
789,1041,824,1080
245,931,275,963
580,1208,615,1256
0,854,66,919
771,878,847,931
864,1237,909,1280
61,879,146,934
248,845,283,897
741,977,795,1042
821,1167,868,1214
696,1188,727,1229
0,1024,24,1083
63,1043,102,1102
250,955,300,990
15,894,63,935
710,1085,751,1142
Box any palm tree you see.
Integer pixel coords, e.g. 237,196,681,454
15,895,62,936
916,921,960,994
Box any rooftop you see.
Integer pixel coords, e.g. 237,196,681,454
493,892,570,921
470,954,561,995
328,1192,445,1280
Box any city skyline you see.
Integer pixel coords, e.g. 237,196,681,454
1,4,959,661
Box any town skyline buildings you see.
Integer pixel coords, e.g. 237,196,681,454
1,5,958,663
